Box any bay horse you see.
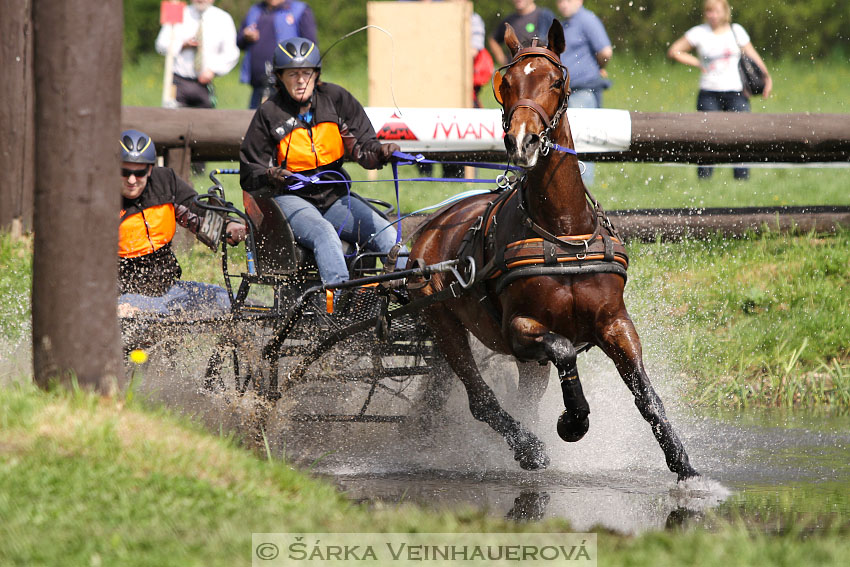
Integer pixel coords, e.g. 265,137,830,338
407,22,698,481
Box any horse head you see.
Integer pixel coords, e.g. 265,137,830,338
493,22,569,168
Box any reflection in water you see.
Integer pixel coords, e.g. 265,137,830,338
506,490,550,522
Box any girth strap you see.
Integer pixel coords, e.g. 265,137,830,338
493,263,628,295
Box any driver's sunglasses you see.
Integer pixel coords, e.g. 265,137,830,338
121,166,150,178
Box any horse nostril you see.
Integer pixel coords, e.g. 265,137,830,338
504,134,518,154
523,134,540,151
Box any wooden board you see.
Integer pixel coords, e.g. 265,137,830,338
367,1,472,108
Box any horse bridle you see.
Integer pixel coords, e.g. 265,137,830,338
491,42,572,155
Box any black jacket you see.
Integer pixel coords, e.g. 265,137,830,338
239,81,385,208
119,167,206,296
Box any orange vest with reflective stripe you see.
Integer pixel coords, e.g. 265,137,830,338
118,203,176,258
277,121,345,172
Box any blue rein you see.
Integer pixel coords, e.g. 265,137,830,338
221,143,580,246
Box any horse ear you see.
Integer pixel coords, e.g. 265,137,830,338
504,24,521,57
547,20,565,56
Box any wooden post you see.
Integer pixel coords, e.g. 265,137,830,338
31,0,123,393
0,0,35,234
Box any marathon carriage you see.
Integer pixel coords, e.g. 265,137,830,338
130,168,469,424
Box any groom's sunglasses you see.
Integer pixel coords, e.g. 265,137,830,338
121,166,150,178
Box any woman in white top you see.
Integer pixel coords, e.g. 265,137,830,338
668,0,772,180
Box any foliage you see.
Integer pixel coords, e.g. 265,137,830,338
123,0,847,65
124,0,163,63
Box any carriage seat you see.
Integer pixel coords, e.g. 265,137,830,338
242,191,355,276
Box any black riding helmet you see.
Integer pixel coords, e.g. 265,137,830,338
120,129,156,164
273,37,322,71
272,38,321,109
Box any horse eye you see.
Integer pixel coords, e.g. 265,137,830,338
552,79,564,90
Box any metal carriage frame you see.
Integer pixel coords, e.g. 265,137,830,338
123,170,467,423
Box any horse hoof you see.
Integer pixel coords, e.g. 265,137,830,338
516,444,550,471
677,468,701,482
557,410,589,442
510,431,550,471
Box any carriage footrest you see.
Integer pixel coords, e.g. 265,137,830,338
291,414,406,423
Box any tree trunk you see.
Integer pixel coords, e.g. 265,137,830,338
0,0,35,235
31,0,123,393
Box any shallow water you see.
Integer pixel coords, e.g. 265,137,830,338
283,349,850,534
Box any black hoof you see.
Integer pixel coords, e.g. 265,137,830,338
510,430,550,471
676,468,701,482
557,410,589,442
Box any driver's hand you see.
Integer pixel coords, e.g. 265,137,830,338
225,221,247,245
266,166,292,188
380,143,401,163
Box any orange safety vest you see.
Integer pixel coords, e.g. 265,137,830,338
277,122,345,172
118,203,176,258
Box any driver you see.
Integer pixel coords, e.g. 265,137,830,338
238,37,402,286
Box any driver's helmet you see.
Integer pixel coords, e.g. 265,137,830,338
273,37,322,72
120,129,156,164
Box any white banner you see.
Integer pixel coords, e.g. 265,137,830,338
365,107,631,154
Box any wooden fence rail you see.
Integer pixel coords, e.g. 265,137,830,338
121,106,850,168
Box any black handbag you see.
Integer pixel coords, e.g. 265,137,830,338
731,25,766,95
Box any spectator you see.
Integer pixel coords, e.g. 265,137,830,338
155,0,239,109
556,0,612,186
488,0,556,66
237,0,319,109
470,7,493,109
668,0,772,180
117,129,245,321
239,38,403,288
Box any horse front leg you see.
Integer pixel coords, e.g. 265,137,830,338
598,315,699,481
509,316,591,442
424,305,549,470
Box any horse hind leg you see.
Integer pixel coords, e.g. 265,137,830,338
424,306,550,470
599,316,699,481
539,333,591,442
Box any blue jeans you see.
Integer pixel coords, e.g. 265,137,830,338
697,90,751,180
273,193,404,285
569,88,603,186
119,280,232,317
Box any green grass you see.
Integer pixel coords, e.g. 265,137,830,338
2,383,850,566
0,233,31,341
125,55,850,212
0,383,567,566
626,227,850,409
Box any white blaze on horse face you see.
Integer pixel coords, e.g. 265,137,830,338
523,62,536,75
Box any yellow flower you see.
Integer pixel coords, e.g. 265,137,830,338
129,349,148,364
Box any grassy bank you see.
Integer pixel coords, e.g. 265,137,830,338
626,227,850,409
2,383,850,566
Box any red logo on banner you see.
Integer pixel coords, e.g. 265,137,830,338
377,114,418,141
